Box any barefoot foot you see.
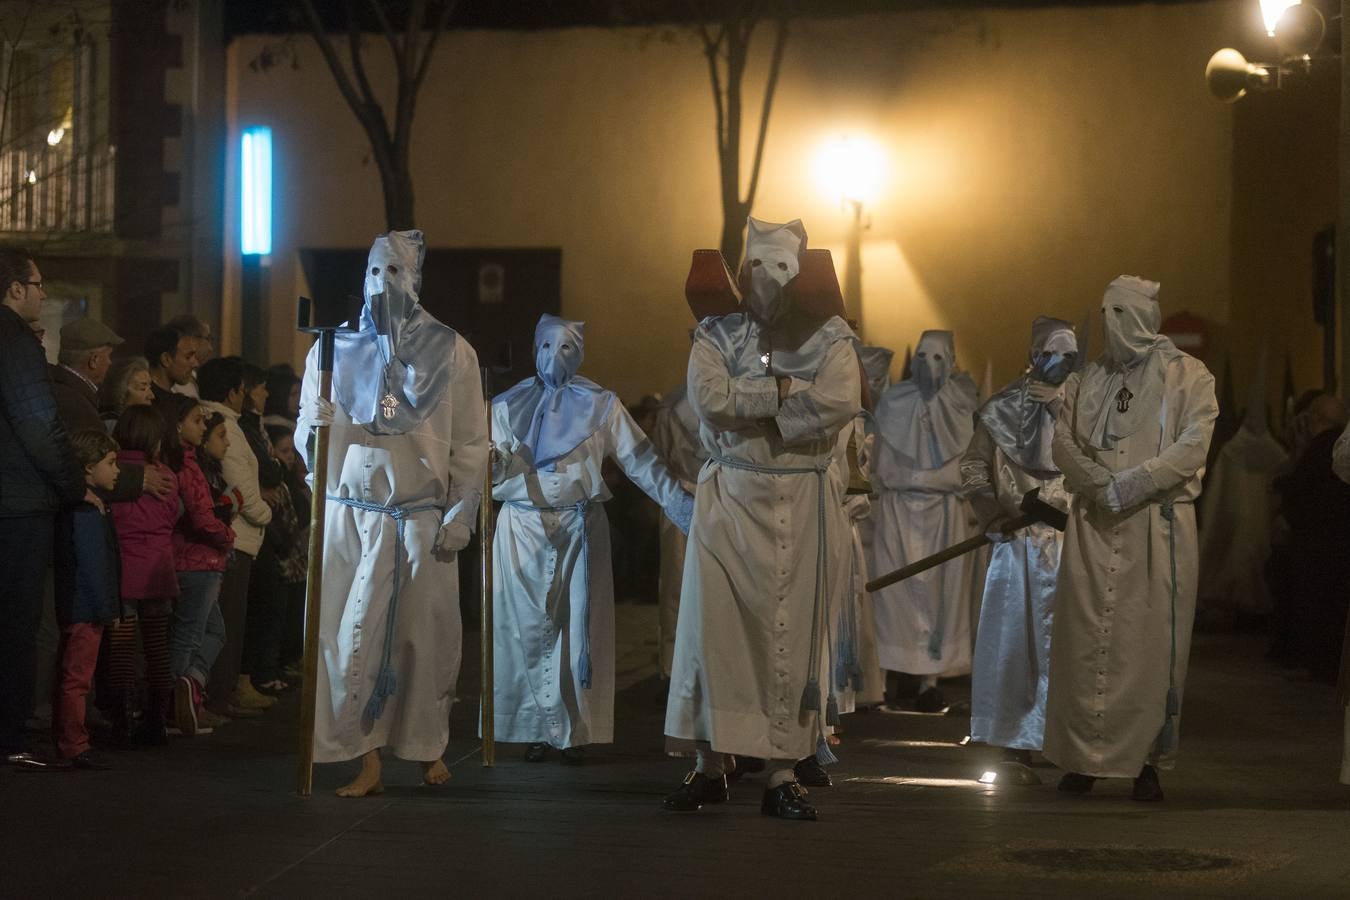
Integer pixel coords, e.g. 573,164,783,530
422,758,451,786
336,750,384,797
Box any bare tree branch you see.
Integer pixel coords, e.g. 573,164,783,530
344,0,383,125
411,0,456,92
743,16,787,208
297,0,372,126
364,0,402,65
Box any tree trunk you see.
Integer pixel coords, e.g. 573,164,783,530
377,159,416,231
719,204,748,271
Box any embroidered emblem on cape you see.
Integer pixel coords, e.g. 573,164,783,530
1115,386,1134,413
380,393,400,420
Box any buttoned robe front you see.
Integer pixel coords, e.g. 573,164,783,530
491,400,688,749
870,445,976,677
665,337,859,762
962,422,1069,751
1043,357,1216,777
299,339,487,765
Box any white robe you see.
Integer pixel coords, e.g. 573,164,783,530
491,400,688,748
665,337,859,761
650,389,706,679
962,420,1069,751
1043,356,1216,777
869,443,976,677
298,338,487,764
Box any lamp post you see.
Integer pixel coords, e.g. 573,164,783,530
814,135,886,329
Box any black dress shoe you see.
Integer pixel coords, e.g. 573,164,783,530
5,752,71,771
524,742,550,762
1057,772,1097,793
727,755,765,783
559,746,585,766
1132,765,1164,802
915,687,946,713
71,750,114,771
794,755,832,787
662,771,729,811
761,781,817,821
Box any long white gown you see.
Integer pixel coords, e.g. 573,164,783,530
664,334,860,762
491,399,689,749
299,338,487,764
1043,355,1216,777
962,418,1069,751
650,387,706,679
869,376,980,677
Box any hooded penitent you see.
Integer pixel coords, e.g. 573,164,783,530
700,217,857,380
857,345,896,407
495,314,613,471
332,230,457,435
874,330,978,469
978,317,1078,472
1076,276,1182,450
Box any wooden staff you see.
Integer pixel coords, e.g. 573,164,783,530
479,375,496,767
295,297,354,797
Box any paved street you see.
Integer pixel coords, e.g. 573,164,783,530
3,604,1346,898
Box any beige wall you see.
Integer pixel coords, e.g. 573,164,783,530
225,2,1260,400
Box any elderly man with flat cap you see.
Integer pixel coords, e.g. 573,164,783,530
52,319,171,502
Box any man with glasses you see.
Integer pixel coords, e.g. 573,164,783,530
0,248,86,769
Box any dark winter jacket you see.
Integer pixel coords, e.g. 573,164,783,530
54,499,121,625
0,305,85,517
49,363,146,502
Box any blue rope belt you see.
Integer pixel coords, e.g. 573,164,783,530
711,455,831,721
503,499,595,689
327,494,442,722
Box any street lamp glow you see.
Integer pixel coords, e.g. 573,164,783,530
46,127,65,147
241,126,273,256
1260,0,1300,36
814,134,886,207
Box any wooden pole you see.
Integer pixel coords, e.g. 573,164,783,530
479,389,496,767
296,332,335,797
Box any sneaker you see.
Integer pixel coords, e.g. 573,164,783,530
174,677,199,737
197,708,229,730
223,703,264,719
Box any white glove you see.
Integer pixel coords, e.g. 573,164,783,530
434,521,472,555
302,395,336,428
1101,465,1154,513
984,517,1015,543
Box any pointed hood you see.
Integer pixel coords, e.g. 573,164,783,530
332,229,458,435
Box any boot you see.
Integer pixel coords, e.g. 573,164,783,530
133,688,171,747
103,691,134,751
230,675,276,710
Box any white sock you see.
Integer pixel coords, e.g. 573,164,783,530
767,768,796,788
695,749,726,778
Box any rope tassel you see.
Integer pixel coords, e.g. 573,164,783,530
364,667,398,723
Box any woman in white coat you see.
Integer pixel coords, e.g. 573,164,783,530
490,315,692,763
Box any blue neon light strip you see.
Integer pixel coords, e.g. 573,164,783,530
241,126,272,255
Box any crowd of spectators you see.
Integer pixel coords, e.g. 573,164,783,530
0,247,309,770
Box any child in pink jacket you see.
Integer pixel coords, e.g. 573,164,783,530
109,405,181,746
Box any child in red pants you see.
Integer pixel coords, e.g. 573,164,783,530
52,430,122,769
